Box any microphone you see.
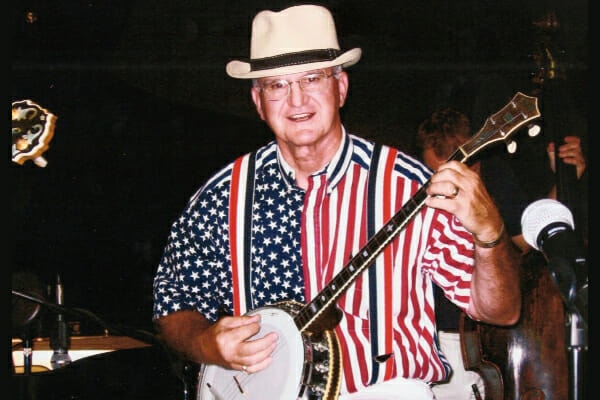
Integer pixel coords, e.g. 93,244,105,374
49,274,72,369
521,199,587,322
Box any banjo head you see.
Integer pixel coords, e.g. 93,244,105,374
198,306,305,399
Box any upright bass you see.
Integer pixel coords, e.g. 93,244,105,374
469,11,587,400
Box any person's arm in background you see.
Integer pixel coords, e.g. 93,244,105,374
546,135,587,200
510,135,587,254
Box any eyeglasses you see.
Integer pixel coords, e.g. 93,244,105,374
258,71,337,101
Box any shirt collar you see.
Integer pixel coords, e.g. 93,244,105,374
276,126,353,193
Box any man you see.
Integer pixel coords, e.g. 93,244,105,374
152,5,521,399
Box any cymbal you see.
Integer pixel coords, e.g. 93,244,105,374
11,271,46,333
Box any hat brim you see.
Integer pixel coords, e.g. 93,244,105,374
226,48,362,79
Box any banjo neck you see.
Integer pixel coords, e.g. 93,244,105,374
295,92,540,335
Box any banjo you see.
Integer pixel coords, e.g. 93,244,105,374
197,92,540,400
12,99,57,168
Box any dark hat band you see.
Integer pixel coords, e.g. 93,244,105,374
250,49,342,71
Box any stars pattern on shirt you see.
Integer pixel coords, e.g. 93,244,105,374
152,133,476,390
153,151,306,322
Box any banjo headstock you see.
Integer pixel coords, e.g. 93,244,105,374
12,99,57,167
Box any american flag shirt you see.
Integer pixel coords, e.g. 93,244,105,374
153,130,476,395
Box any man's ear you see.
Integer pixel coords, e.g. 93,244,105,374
337,71,349,108
251,87,266,121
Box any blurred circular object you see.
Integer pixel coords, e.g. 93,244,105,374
12,271,46,332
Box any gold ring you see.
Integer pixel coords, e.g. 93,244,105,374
451,186,459,198
242,365,248,373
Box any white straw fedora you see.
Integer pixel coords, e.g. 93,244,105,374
226,4,362,79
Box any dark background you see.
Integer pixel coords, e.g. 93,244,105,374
11,0,588,337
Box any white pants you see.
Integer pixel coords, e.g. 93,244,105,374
338,376,434,400
431,331,485,400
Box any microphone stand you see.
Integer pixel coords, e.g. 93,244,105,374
567,309,587,400
546,256,588,400
12,323,36,376
49,274,72,370
22,337,33,375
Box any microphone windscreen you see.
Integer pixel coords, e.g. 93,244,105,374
520,199,574,250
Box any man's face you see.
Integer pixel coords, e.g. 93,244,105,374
250,67,349,152
422,147,446,171
422,145,480,174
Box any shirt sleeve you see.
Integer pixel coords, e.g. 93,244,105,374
152,179,233,323
420,210,475,313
